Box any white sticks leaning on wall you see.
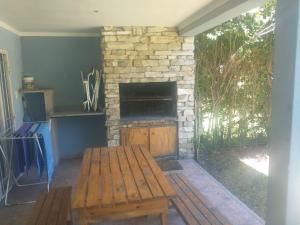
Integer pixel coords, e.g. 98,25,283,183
81,68,103,112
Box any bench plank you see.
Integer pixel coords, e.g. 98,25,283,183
36,190,56,225
168,175,210,225
26,193,47,225
172,196,199,225
171,174,223,225
46,188,64,225
176,173,232,225
168,173,232,225
56,187,72,225
28,187,72,225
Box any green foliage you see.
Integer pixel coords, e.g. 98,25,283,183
195,1,276,150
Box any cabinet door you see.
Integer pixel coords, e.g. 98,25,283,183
149,126,177,157
120,127,149,150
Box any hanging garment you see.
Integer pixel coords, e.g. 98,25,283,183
11,122,54,182
32,133,45,178
25,123,40,174
12,123,33,176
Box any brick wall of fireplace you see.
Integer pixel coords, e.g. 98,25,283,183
100,26,195,158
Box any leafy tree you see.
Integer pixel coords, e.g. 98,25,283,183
195,0,276,151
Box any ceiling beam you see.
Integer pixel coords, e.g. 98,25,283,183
178,0,265,36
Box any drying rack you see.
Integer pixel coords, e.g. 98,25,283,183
0,121,50,206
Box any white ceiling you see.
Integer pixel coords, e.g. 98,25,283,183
0,0,214,35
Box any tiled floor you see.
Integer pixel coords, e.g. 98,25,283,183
0,158,265,225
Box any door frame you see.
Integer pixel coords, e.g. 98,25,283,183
0,49,15,133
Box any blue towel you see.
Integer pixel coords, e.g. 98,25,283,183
11,122,54,183
26,123,40,174
12,123,33,176
36,123,54,183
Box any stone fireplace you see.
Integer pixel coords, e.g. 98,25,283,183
100,26,195,158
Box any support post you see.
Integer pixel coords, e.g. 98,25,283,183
266,0,300,224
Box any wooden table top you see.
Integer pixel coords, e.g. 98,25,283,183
72,145,176,209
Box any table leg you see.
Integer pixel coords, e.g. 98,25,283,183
79,216,88,225
78,210,88,225
160,212,167,225
160,198,169,225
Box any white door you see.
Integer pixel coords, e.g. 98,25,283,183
0,50,14,198
0,50,14,133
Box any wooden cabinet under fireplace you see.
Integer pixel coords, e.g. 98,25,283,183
120,126,177,157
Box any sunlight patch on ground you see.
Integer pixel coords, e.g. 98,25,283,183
239,154,269,176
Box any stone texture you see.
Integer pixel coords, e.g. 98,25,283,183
100,26,195,158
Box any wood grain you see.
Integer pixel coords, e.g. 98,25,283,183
149,126,177,157
72,149,92,208
168,173,232,225
116,146,140,202
124,146,153,200
140,145,176,196
109,147,127,204
27,187,72,225
120,127,149,151
132,145,164,198
101,147,113,206
86,148,101,207
73,145,176,225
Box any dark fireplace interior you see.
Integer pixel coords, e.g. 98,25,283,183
119,82,177,120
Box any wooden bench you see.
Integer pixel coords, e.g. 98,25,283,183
26,186,72,225
167,173,232,225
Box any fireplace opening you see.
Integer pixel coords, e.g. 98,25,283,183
119,82,177,120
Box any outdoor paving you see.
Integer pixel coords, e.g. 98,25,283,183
0,158,264,225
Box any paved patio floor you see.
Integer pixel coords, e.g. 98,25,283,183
0,158,264,225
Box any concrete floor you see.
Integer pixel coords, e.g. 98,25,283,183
0,158,265,225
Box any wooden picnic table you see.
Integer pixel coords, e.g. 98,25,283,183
72,145,176,225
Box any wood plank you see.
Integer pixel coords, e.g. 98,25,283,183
171,174,222,225
120,128,150,151
86,148,101,207
101,147,113,206
46,188,64,225
26,192,47,225
139,145,176,197
169,175,211,225
149,126,176,157
109,147,127,204
116,146,140,202
132,145,164,198
171,197,199,225
177,173,232,225
72,149,92,208
56,187,72,225
36,190,57,225
123,146,153,200
84,198,169,223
